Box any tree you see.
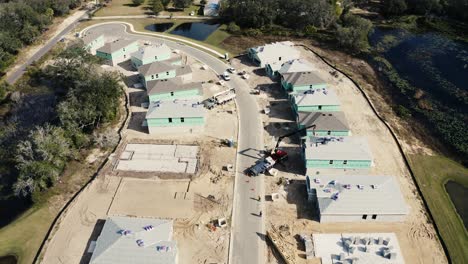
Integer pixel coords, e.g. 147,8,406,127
173,0,192,8
200,0,207,4
220,0,278,28
226,22,241,34
152,0,164,14
93,128,119,149
381,0,408,16
446,0,468,21
14,125,73,196
132,0,144,6
336,14,373,52
405,0,441,15
161,0,170,7
0,81,10,100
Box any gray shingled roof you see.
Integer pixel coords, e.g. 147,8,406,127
304,136,372,161
297,112,350,131
138,61,176,76
146,98,205,119
307,175,408,216
147,79,202,95
96,39,137,54
90,216,177,264
282,71,326,86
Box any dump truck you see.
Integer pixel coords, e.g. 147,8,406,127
247,124,316,176
203,88,236,109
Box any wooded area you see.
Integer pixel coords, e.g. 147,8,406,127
0,43,122,202
0,0,81,75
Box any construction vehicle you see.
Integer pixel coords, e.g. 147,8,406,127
247,124,316,176
203,88,236,109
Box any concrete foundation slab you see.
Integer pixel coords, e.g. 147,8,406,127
116,143,199,174
313,233,405,264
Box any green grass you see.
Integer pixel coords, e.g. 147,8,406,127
0,160,102,264
408,154,468,263
94,0,203,17
0,205,55,264
94,0,152,17
204,24,231,48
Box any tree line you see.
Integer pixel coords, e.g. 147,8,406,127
220,0,373,52
131,0,194,14
380,0,468,21
0,43,122,201
0,0,81,75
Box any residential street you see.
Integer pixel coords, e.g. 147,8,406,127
84,23,267,264
5,10,88,84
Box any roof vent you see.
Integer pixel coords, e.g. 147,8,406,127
357,184,364,190
143,225,154,231
121,229,132,236
136,239,145,247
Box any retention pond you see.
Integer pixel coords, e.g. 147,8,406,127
169,21,220,41
445,180,468,230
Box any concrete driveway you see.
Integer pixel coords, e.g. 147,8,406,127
82,23,266,264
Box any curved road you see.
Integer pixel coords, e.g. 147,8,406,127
84,23,266,263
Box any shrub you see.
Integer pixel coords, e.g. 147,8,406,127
226,22,241,34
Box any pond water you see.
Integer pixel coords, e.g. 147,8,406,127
0,256,17,264
445,180,468,230
144,23,174,32
169,22,220,41
369,28,468,109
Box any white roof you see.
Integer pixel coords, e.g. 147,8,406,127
307,175,408,216
252,41,300,64
131,44,171,61
293,88,340,106
82,32,103,45
146,98,205,119
277,59,315,74
90,216,177,264
304,136,372,161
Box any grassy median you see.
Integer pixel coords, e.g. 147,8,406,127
408,154,468,263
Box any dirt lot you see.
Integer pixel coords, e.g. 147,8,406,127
230,45,447,264
40,49,237,264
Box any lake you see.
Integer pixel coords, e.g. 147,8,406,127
370,28,468,109
445,181,468,230
169,22,220,41
144,23,174,32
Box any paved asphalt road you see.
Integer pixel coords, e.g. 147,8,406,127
85,24,267,263
5,13,87,84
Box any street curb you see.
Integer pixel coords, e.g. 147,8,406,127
80,22,225,58
227,86,242,264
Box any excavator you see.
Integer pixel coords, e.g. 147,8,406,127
247,124,316,176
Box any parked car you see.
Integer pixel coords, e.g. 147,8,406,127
227,67,236,74
222,72,231,81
